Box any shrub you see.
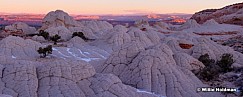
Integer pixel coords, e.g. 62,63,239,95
50,34,61,45
37,45,52,58
72,32,88,40
197,64,221,81
198,54,215,66
216,53,234,73
0,26,4,30
197,54,218,81
38,30,49,40
197,53,235,81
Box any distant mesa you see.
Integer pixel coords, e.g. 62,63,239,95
147,14,161,19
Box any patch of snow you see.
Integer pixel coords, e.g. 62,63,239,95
83,52,90,55
11,55,16,59
78,49,89,57
53,47,71,58
136,89,166,97
236,73,241,77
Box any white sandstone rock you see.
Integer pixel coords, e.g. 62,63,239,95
31,35,46,42
4,22,37,35
99,42,222,97
41,10,82,30
0,36,42,61
45,26,72,41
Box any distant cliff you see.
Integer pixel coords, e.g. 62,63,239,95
191,2,243,25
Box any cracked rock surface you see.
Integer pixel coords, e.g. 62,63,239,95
98,42,222,97
0,58,160,97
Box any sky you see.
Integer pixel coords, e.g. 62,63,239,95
0,0,242,15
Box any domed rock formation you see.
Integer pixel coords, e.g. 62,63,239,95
191,37,235,60
45,26,72,41
90,25,132,53
67,36,86,48
202,19,219,26
0,58,161,97
0,36,42,62
40,10,114,41
127,28,161,48
154,21,171,30
31,36,46,42
177,19,201,30
79,20,113,33
41,10,82,30
98,42,222,97
173,52,205,73
4,22,37,35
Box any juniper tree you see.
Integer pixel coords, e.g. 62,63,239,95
72,32,89,40
37,45,52,58
38,30,49,40
50,34,61,45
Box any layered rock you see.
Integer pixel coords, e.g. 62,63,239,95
191,3,243,25
178,39,194,49
4,22,37,35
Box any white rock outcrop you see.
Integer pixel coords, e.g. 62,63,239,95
98,42,222,97
191,37,235,60
41,10,82,30
0,36,42,62
67,36,86,48
0,58,161,97
4,22,37,35
31,35,46,42
45,26,72,41
178,19,201,30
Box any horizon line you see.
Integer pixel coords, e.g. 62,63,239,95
0,11,192,16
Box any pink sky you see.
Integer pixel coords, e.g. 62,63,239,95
0,0,242,15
